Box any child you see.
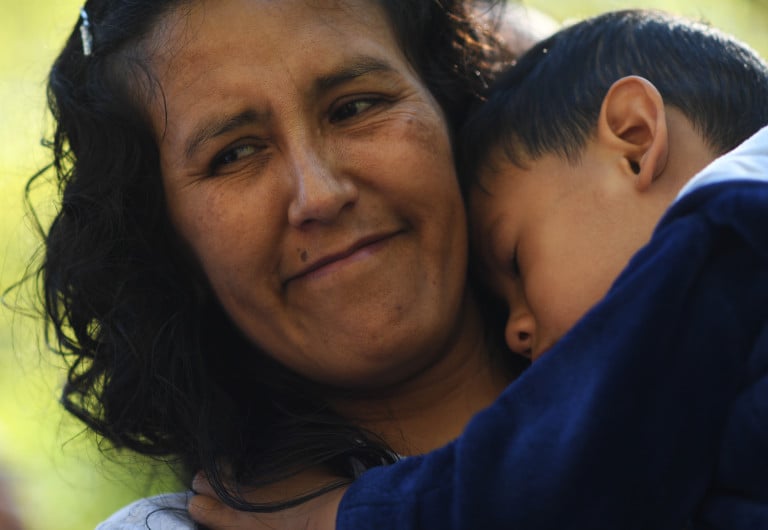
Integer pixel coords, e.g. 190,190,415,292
189,10,768,530
460,9,768,528
463,9,768,363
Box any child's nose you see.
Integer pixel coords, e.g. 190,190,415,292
505,312,535,359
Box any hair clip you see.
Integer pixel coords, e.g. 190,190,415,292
79,7,93,56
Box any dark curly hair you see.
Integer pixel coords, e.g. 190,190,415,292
36,0,513,511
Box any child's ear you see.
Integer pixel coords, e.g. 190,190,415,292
597,76,669,192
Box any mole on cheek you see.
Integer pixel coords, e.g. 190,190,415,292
300,250,309,262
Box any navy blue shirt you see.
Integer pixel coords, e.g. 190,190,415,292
338,175,768,529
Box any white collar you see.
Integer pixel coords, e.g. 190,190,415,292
675,125,768,203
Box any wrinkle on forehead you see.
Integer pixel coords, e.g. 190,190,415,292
140,0,393,141
146,0,384,62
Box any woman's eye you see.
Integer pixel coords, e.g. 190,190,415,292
211,144,259,171
330,98,378,123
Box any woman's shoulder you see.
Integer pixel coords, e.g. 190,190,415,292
95,492,195,530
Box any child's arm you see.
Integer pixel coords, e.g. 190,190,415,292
334,183,766,530
191,182,767,530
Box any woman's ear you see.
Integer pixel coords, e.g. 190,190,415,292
597,76,669,192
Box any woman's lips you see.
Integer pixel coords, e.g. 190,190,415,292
285,231,401,284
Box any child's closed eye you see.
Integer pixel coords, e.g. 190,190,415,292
509,249,521,277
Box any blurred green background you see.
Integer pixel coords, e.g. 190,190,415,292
1,1,766,528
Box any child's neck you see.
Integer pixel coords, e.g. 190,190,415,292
657,108,719,199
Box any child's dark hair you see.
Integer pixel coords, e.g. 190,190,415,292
461,9,768,178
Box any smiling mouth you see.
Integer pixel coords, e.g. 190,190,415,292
284,231,401,284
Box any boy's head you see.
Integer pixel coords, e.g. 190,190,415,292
464,9,768,360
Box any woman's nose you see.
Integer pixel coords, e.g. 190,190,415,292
505,311,536,359
287,148,358,227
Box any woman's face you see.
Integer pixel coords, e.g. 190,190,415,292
147,0,469,387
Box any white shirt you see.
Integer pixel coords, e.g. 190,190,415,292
95,492,193,530
676,126,768,201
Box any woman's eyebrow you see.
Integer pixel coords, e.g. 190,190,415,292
313,56,397,94
183,57,396,160
184,109,269,160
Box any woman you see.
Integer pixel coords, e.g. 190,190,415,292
42,0,524,527
40,2,761,528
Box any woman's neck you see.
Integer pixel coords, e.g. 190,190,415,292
329,297,512,456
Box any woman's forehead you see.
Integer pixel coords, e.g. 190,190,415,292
141,0,422,162
145,0,389,54
143,0,401,93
